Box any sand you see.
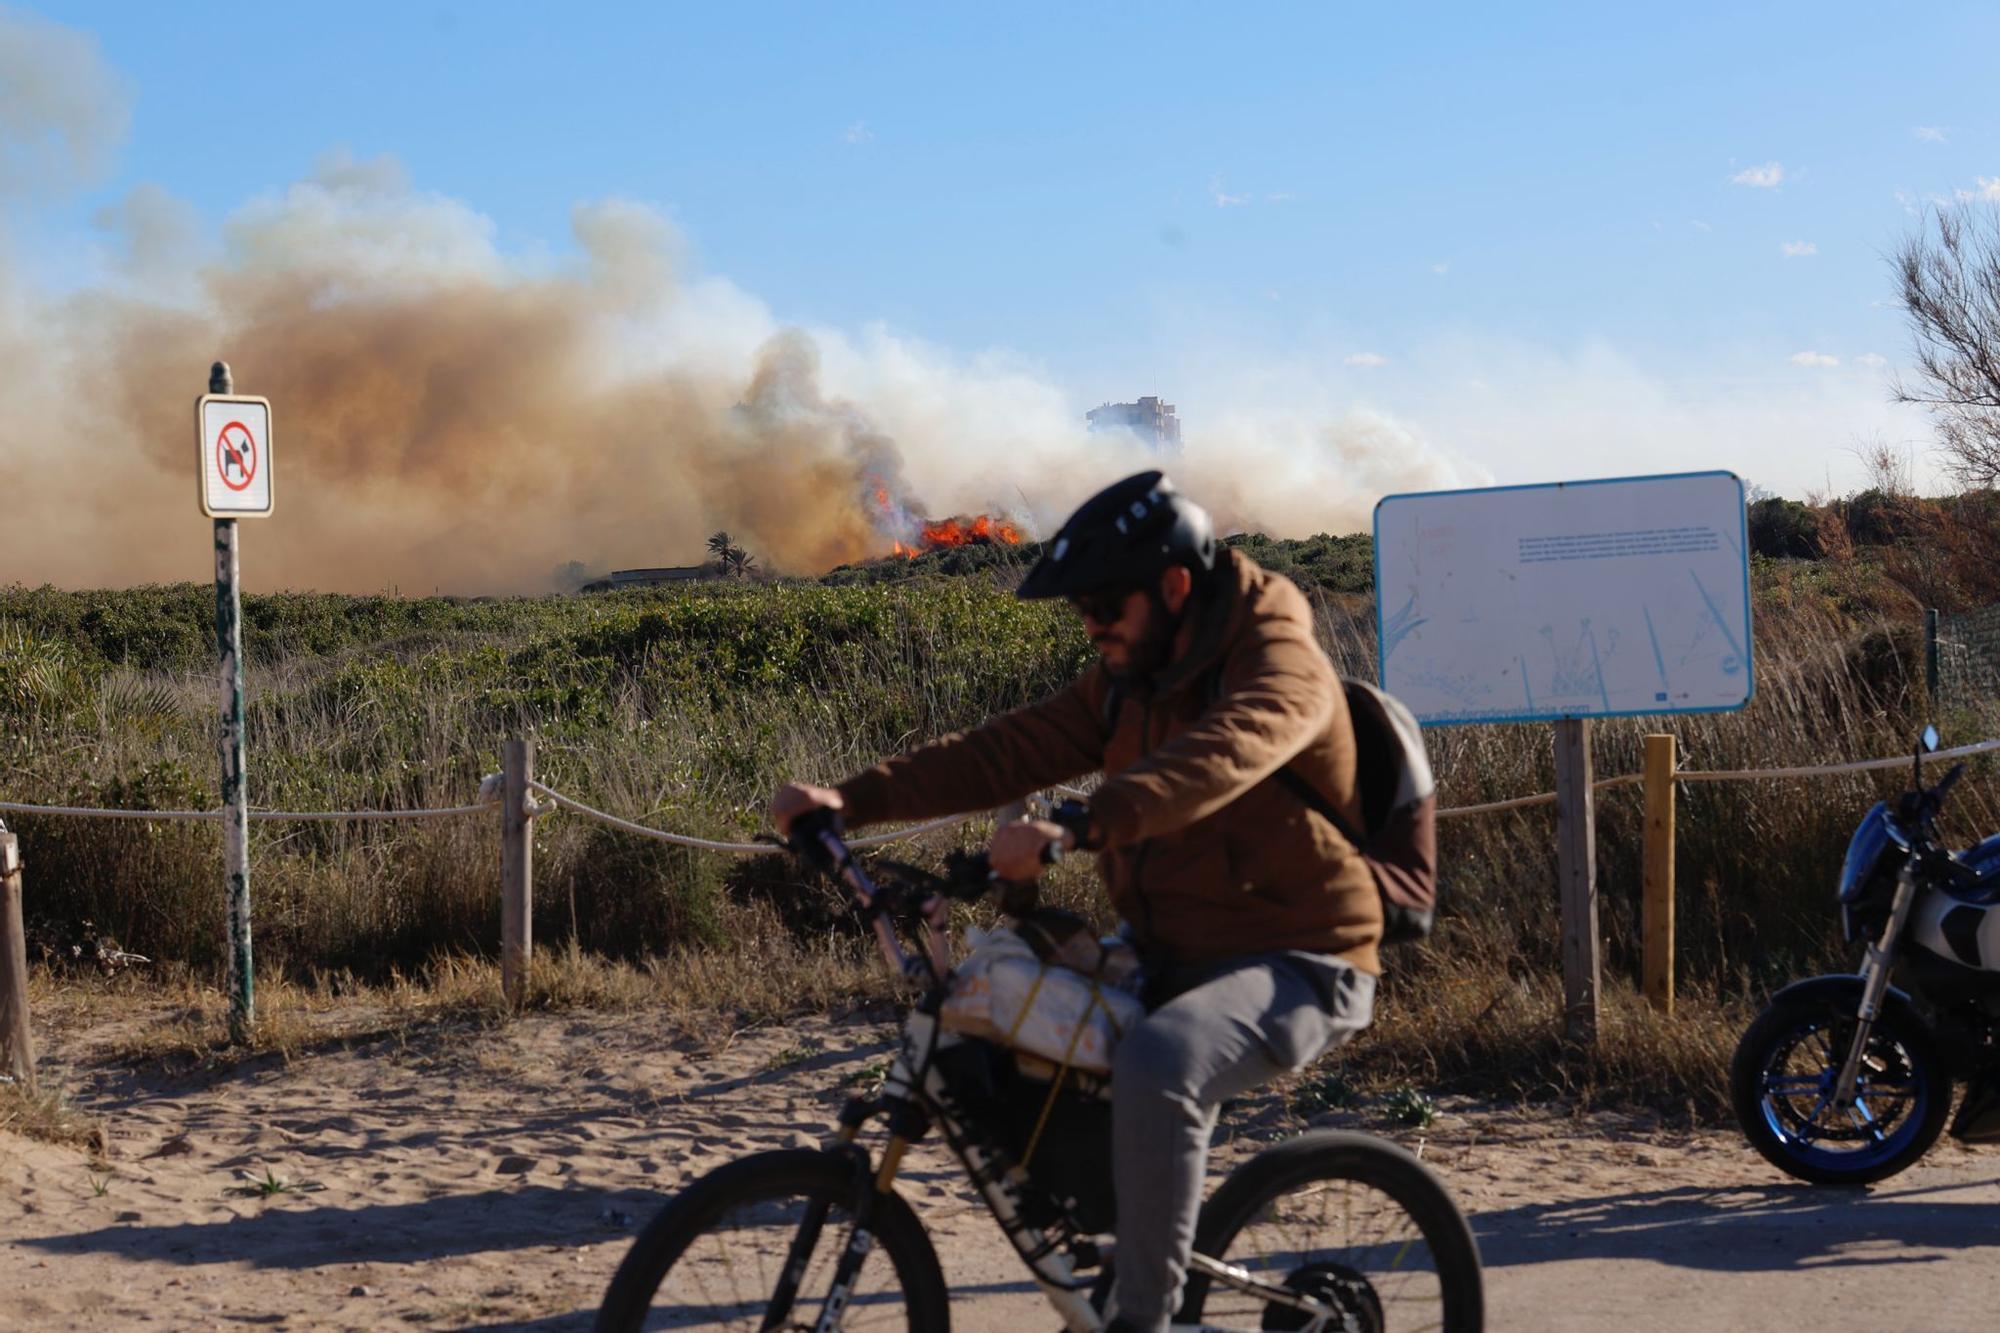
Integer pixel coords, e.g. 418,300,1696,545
6,1004,2000,1330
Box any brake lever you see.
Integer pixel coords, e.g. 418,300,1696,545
941,848,1001,899
781,807,847,873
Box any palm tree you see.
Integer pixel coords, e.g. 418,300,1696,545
724,545,756,578
706,531,733,569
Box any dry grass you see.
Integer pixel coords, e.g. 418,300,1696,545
42,897,894,1074
7,571,1998,1122
1355,968,1747,1121
0,1077,106,1161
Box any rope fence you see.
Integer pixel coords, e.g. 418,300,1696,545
526,781,973,855
2,734,1995,837
3,729,1994,1024
0,799,495,823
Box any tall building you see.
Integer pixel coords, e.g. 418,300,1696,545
1086,396,1183,450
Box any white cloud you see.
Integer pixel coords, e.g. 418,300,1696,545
1209,175,1249,207
841,121,873,145
1789,351,1839,367
1856,352,1888,368
1430,261,1449,276
1344,352,1388,367
1266,191,1294,204
1691,219,1713,232
1364,333,1938,501
1781,240,1817,257
1967,177,2000,202
0,8,130,197
1915,126,1949,143
1732,162,1785,188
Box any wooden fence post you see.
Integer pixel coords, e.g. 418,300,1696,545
501,739,533,1008
1642,733,1677,1014
0,825,33,1088
1554,718,1601,1044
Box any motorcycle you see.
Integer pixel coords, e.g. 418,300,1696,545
1733,726,2000,1185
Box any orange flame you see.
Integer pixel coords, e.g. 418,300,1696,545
916,515,1022,549
867,473,1023,558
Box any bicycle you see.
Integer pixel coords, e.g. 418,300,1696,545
596,811,1484,1331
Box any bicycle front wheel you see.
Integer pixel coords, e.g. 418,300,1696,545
1182,1130,1483,1332
595,1147,950,1332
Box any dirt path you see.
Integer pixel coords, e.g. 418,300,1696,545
4,1008,1999,1330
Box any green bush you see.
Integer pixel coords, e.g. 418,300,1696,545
0,578,1086,974
2,548,1985,1010
1748,497,1821,559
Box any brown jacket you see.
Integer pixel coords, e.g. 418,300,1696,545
836,549,1382,974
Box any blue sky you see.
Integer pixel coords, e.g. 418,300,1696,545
7,1,2000,574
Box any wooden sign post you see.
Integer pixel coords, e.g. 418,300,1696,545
1375,472,1753,1048
1554,719,1601,1042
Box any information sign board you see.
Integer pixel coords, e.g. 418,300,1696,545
1374,471,1752,725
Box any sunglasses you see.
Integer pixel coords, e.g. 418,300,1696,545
1069,588,1139,623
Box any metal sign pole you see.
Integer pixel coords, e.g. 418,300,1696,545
210,360,255,1039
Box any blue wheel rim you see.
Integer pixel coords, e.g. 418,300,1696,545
1755,1014,1928,1175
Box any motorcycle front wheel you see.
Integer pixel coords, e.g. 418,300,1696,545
1730,987,1952,1185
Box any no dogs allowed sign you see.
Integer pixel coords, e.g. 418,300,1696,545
195,394,274,517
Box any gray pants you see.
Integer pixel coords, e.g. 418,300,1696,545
1109,952,1375,1331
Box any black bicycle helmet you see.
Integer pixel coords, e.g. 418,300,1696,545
1017,471,1217,600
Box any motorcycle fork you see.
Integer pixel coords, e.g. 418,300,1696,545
1835,861,1920,1106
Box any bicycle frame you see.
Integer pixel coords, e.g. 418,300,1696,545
795,822,1347,1332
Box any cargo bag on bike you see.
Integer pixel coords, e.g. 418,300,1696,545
940,924,1144,1075
935,1036,1119,1234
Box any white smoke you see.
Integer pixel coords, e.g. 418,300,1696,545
0,6,127,197
0,14,1475,592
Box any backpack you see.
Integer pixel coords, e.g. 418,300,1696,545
1103,673,1440,946
1272,680,1439,946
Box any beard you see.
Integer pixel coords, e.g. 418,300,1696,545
1100,595,1185,683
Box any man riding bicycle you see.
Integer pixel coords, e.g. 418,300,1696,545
773,470,1381,1333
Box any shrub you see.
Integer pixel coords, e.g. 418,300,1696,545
1747,497,1821,559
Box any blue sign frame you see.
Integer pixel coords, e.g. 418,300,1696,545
1372,470,1754,726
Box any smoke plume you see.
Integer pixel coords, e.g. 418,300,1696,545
0,16,1470,592
0,7,126,198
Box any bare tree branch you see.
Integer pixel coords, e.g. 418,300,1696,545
1894,203,2000,486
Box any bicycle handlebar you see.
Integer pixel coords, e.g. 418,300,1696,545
780,809,1004,988
778,796,1087,987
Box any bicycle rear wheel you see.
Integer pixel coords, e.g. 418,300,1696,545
1182,1130,1483,1332
594,1147,950,1332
